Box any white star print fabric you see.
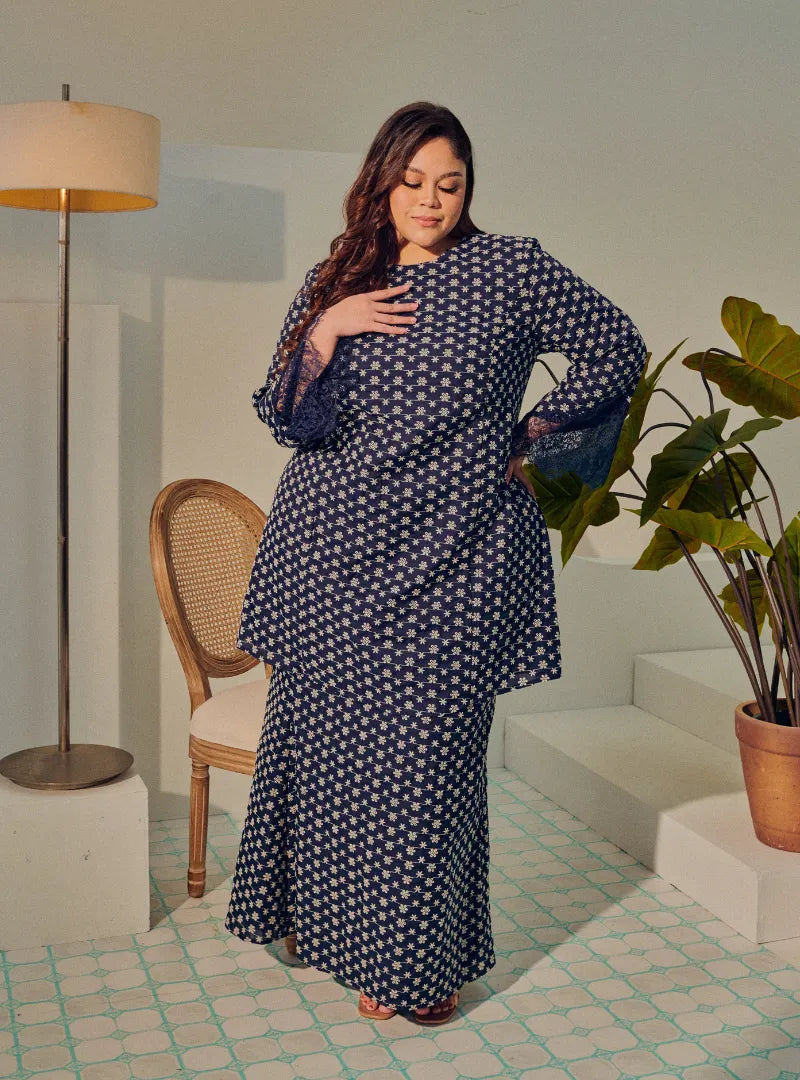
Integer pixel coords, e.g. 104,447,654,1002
225,232,647,1007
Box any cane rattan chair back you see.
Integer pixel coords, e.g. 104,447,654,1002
150,478,268,708
150,478,269,896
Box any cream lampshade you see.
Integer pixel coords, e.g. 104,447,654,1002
0,99,159,212
0,85,160,789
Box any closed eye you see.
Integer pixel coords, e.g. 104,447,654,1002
403,181,460,194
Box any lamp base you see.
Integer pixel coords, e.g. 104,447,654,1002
0,743,134,790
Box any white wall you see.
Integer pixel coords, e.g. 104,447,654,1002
1,0,797,819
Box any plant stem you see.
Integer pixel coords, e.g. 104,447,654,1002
706,452,735,520
697,348,719,414
536,358,560,386
768,565,800,723
764,557,798,725
738,447,798,656
710,547,773,709
638,421,691,443
629,469,648,491
721,451,776,546
651,386,699,425
669,532,771,722
770,628,783,703
723,451,800,721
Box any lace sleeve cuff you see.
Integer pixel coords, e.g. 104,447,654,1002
510,396,631,488
253,274,355,449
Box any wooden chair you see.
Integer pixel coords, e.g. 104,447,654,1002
149,478,270,899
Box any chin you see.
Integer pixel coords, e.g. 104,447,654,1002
415,229,449,245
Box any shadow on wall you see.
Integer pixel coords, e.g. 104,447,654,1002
83,172,286,281
103,174,286,814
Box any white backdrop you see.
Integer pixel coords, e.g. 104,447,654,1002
1,0,798,817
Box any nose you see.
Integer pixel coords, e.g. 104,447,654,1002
420,185,441,208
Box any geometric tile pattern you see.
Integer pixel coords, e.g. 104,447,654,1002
2,766,800,1079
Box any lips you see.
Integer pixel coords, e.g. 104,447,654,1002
414,216,441,225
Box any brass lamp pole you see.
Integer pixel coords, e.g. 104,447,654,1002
0,85,160,789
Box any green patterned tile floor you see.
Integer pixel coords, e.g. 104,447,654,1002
3,766,800,1079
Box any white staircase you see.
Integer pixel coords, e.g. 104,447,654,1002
504,646,800,946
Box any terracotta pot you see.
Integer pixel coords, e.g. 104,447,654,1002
735,698,800,851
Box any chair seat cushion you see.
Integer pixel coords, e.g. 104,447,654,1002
189,678,269,752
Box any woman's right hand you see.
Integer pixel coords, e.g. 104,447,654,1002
319,281,419,340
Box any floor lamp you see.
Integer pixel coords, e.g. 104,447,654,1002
0,85,160,789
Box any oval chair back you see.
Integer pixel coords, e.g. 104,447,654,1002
149,478,268,896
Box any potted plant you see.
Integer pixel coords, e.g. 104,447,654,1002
527,297,800,851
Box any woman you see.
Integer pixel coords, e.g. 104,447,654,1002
225,102,647,1024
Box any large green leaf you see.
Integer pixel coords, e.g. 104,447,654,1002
527,468,588,530
625,340,688,446
640,411,730,524
646,507,772,558
770,514,800,622
674,451,758,517
682,297,800,418
725,415,783,446
560,485,622,565
718,568,769,634
640,410,781,526
529,349,663,566
632,523,702,570
557,345,701,565
526,464,622,566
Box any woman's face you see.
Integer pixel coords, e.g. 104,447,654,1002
388,136,467,259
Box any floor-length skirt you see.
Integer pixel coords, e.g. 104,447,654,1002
224,660,498,1009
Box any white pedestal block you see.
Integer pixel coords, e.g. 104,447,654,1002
634,646,775,755
0,770,150,950
506,706,800,943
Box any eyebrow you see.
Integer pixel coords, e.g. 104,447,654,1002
405,166,465,181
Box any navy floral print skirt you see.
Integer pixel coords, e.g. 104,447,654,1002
224,660,497,1009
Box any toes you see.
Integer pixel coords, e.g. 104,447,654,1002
415,992,457,1017
361,993,393,1016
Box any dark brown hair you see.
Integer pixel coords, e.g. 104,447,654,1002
279,101,485,370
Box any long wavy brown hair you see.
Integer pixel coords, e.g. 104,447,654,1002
279,101,485,372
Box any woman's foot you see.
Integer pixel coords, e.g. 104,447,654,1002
285,933,297,955
413,989,460,1025
358,991,397,1020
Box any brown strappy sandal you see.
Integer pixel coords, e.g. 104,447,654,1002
413,989,460,1025
358,991,397,1020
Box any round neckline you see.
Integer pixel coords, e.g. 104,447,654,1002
390,233,476,269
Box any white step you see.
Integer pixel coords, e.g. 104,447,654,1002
505,704,800,943
634,645,776,755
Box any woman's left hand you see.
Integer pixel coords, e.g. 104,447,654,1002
505,454,537,499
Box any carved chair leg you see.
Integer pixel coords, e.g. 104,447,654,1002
188,760,209,897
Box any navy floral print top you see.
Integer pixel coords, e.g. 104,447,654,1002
238,233,647,695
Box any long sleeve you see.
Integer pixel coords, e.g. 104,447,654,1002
510,240,647,488
253,262,354,448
